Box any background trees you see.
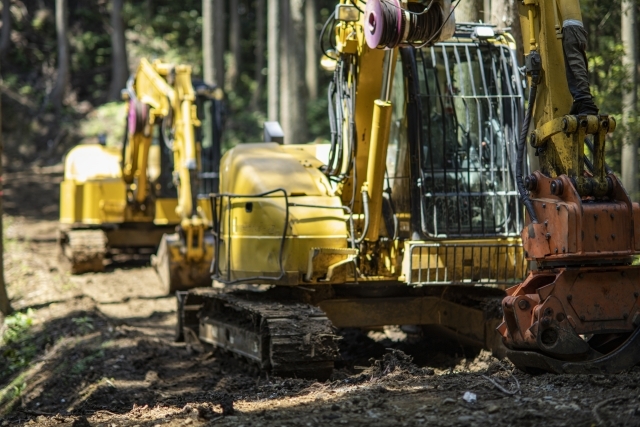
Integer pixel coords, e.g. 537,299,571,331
0,0,636,176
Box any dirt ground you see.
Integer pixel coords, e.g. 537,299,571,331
2,165,640,427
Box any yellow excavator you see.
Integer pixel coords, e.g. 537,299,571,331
177,0,529,378
59,58,223,293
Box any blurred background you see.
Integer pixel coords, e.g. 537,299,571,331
0,0,637,191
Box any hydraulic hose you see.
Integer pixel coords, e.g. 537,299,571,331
517,82,539,224
354,190,370,244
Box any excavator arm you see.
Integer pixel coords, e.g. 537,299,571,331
124,59,213,293
498,0,640,373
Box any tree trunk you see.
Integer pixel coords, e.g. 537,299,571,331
0,68,12,317
621,0,638,197
267,0,279,121
305,0,317,101
279,0,308,144
146,0,154,20
0,0,11,59
490,0,522,60
50,0,69,112
228,0,241,89
203,0,215,85
109,0,129,101
456,0,482,22
250,0,265,109
213,0,226,89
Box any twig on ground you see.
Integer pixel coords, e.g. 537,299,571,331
481,375,520,395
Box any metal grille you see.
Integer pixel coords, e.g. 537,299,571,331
416,42,524,238
197,96,224,196
407,242,527,286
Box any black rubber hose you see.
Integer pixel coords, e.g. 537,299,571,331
517,83,539,224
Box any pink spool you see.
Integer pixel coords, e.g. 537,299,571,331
364,0,384,48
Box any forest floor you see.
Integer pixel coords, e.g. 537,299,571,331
1,163,640,427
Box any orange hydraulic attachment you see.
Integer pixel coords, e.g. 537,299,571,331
498,156,640,371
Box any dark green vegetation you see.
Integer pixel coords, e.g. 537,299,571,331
0,0,336,166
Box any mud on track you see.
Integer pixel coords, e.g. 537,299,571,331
2,166,640,427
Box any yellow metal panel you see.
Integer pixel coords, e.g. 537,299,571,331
79,180,126,224
217,195,348,282
154,198,181,225
59,180,81,224
220,143,332,197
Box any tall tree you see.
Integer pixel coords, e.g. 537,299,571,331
279,0,308,144
0,0,11,59
490,0,522,59
109,0,129,101
456,0,482,22
0,68,12,317
228,0,241,89
203,0,215,85
250,0,266,109
305,0,318,101
213,0,226,88
267,0,279,120
50,0,69,112
621,0,638,196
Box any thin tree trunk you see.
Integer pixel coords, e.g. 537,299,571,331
50,0,69,112
456,0,482,22
267,0,279,121
483,0,490,23
0,68,12,317
213,0,226,89
146,0,154,20
0,0,11,59
250,0,265,109
305,0,317,101
203,0,215,85
621,0,638,197
490,0,522,60
280,0,308,144
228,0,241,89
109,0,129,101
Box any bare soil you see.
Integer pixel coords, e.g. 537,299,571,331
2,165,640,427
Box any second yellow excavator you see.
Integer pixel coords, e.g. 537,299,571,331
59,59,224,293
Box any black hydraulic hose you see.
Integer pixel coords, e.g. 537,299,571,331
517,82,539,224
354,190,370,244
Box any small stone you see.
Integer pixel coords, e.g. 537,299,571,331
462,391,477,403
183,419,193,425
487,405,500,414
443,398,456,404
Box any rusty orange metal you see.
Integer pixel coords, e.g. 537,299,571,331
500,171,640,363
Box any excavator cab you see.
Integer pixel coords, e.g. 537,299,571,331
388,33,524,241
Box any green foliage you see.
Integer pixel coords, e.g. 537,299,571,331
1,309,36,374
71,316,95,335
79,102,127,147
124,2,204,77
70,349,104,376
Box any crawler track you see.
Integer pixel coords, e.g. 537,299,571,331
58,229,107,274
178,289,340,380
